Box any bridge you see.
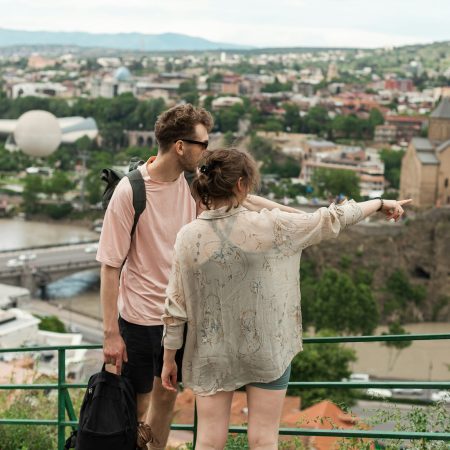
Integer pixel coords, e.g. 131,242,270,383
0,241,100,295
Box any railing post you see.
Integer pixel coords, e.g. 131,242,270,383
193,399,198,449
58,348,66,450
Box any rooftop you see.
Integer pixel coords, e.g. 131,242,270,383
411,137,434,152
417,151,440,165
430,96,450,119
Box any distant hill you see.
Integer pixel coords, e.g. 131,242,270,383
0,28,251,51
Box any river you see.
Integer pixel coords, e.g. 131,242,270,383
0,218,98,251
1,218,449,381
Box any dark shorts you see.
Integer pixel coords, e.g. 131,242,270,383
118,316,184,394
248,364,292,390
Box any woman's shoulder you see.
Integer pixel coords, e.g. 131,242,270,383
177,218,206,240
243,206,283,223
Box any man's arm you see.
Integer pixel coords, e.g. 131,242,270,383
100,263,127,374
243,194,306,214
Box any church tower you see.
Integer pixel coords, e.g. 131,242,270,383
428,96,450,143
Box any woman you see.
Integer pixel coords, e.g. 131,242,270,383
161,148,411,450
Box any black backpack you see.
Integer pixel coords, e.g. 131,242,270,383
67,366,137,450
101,157,146,237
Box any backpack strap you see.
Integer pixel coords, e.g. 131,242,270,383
125,169,146,238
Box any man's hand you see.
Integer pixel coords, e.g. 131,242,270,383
161,360,178,392
103,331,128,375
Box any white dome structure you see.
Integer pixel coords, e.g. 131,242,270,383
114,66,131,82
14,110,62,157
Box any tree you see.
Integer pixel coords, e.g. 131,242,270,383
368,108,384,128
379,148,405,189
312,168,361,200
383,269,427,319
0,146,33,172
261,119,283,132
303,106,331,136
45,172,74,200
36,315,66,333
223,131,235,147
289,331,358,408
312,269,379,336
283,103,303,132
261,77,293,93
132,98,166,130
178,79,199,105
22,174,44,215
247,134,272,162
382,321,412,372
214,102,246,133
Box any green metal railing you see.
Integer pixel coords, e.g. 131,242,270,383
0,333,449,449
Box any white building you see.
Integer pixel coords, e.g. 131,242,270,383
10,82,68,99
0,308,40,349
0,284,30,310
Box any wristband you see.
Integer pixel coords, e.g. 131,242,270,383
375,197,383,212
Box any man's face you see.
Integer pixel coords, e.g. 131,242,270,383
178,123,209,172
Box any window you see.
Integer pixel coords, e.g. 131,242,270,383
445,178,449,188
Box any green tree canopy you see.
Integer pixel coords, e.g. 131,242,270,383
383,269,427,319
379,148,405,189
303,106,331,136
44,172,74,198
312,269,379,335
290,331,357,408
312,168,361,200
22,174,44,214
261,77,293,93
36,315,66,333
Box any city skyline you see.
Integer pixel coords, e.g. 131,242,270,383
1,0,449,49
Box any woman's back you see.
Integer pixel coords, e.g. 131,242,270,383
167,201,362,395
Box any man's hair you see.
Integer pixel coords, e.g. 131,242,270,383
192,148,260,211
154,104,214,152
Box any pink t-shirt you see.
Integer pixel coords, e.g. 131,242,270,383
96,162,196,326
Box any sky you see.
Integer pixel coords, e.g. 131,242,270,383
1,0,449,48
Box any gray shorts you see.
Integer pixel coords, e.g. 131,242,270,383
248,364,292,390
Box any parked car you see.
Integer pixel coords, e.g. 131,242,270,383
6,258,23,268
366,388,393,399
431,390,450,403
350,373,370,382
392,388,424,395
18,253,36,261
342,373,370,383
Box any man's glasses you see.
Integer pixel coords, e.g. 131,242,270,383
176,138,209,150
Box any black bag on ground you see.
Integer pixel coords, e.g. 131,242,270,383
101,157,146,237
74,365,137,450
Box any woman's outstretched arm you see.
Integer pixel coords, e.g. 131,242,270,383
358,198,412,222
274,198,413,252
243,194,306,214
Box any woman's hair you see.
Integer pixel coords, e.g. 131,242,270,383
192,148,260,210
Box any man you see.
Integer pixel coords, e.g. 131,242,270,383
96,103,213,449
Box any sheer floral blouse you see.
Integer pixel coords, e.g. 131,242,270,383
162,201,364,396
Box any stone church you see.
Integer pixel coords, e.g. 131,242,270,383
400,97,450,207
